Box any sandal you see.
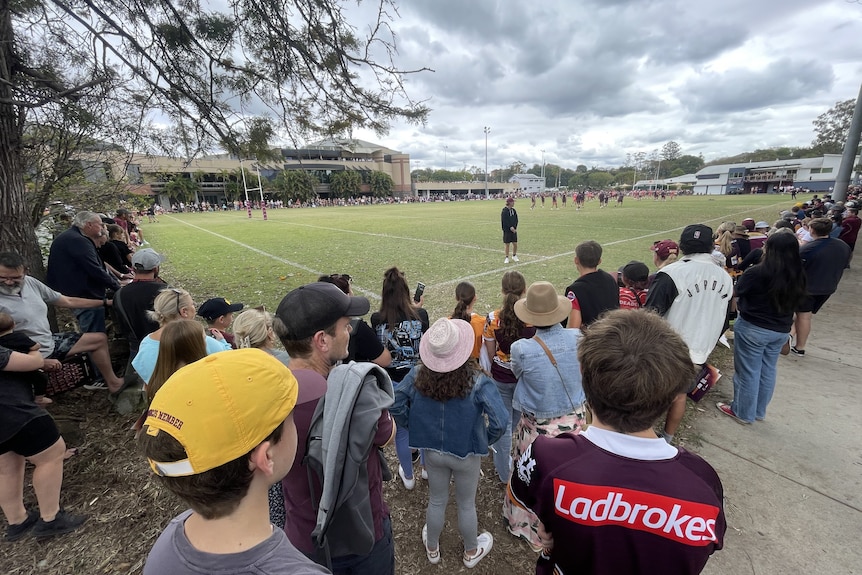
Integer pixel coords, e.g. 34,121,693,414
422,524,440,564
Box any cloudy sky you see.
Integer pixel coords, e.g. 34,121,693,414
346,0,862,171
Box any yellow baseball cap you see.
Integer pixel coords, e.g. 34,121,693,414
144,348,298,477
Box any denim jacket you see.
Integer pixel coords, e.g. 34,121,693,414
511,324,585,419
390,365,509,458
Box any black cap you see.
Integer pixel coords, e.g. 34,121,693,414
622,261,650,283
275,282,370,340
679,224,713,254
197,298,244,321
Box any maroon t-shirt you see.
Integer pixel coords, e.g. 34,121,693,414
510,434,725,575
281,368,393,556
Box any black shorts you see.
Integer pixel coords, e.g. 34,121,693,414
797,294,831,314
0,415,61,457
503,231,518,244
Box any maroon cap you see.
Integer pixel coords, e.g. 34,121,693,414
651,239,680,260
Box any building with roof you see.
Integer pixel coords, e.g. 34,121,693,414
75,137,413,206
692,154,859,195
509,173,545,194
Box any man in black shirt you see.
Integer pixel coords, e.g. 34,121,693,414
501,197,519,264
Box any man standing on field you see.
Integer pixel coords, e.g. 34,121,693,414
501,197,519,264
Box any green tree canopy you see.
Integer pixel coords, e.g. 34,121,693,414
812,99,856,154
1,0,430,272
368,171,393,197
329,170,362,199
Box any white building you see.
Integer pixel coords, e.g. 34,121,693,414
692,154,859,195
509,173,545,194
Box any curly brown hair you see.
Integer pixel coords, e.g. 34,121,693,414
414,359,479,402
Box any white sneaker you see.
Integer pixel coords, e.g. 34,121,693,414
398,465,415,490
503,257,509,264
512,255,519,262
420,467,428,480
422,524,440,564
463,532,493,568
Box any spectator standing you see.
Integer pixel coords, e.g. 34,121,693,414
318,274,390,366
139,349,328,575
645,225,734,443
274,282,395,575
391,318,507,568
370,267,429,490
483,271,536,483
563,240,619,328
0,345,87,541
717,231,807,423
449,281,486,359
791,218,851,356
509,309,725,574
503,282,587,552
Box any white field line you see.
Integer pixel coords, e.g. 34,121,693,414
164,201,786,296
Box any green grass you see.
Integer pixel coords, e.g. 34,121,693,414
144,194,796,320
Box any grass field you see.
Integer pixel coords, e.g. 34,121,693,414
147,194,795,319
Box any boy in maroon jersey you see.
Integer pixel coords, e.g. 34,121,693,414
509,309,725,574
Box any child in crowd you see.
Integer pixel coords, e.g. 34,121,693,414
197,297,244,349
0,312,50,406
618,261,650,310
509,309,726,574
449,281,486,359
139,349,329,575
392,318,507,568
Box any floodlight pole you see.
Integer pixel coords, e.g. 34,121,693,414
484,127,491,198
444,145,448,172
833,81,862,202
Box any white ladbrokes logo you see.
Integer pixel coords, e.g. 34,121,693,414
553,479,720,547
516,443,536,485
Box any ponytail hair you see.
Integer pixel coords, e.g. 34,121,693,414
498,270,527,342
452,281,476,321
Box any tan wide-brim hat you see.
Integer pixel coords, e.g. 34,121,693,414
514,281,570,327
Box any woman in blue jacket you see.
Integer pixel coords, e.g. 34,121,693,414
392,318,507,569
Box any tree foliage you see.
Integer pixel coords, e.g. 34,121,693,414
329,170,362,199
368,170,393,197
661,141,682,161
0,0,430,272
273,169,317,203
812,99,856,154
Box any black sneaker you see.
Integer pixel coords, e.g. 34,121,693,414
790,346,805,356
32,510,87,539
5,509,38,542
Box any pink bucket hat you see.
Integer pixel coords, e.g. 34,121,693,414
419,318,475,373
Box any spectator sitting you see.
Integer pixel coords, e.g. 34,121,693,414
138,349,328,575
197,297,244,349
0,251,126,393
132,288,230,386
146,319,207,403
233,308,290,368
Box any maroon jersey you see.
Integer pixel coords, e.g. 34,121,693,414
510,434,725,575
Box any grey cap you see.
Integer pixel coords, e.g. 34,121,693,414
131,248,164,271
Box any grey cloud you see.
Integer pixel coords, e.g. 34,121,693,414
682,58,834,115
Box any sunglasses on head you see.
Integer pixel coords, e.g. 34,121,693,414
329,274,352,283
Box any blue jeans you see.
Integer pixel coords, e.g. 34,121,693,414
490,380,519,483
730,317,788,422
329,515,395,575
73,307,106,333
394,426,415,478
424,450,481,552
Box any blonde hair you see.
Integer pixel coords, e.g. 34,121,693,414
147,288,193,326
232,309,274,349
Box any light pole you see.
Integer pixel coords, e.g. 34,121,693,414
541,149,545,179
484,127,491,197
444,145,448,172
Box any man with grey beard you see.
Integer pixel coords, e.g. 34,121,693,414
0,252,125,393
